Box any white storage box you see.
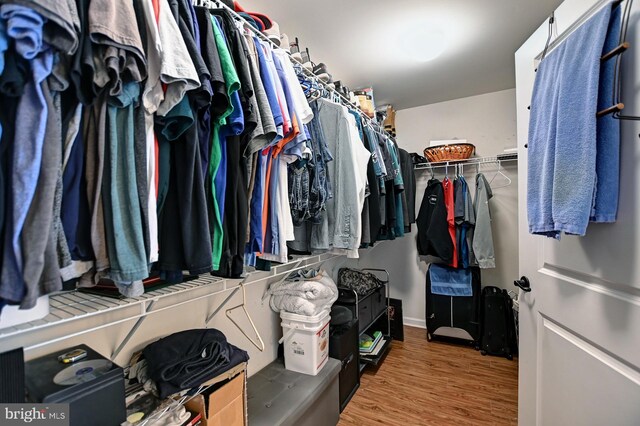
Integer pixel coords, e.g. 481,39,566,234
280,310,330,376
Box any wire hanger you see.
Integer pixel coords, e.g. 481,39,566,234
540,12,556,62
223,283,265,352
488,160,512,189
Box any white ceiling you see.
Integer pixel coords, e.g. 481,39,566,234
246,0,562,110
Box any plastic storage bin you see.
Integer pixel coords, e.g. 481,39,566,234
280,310,330,376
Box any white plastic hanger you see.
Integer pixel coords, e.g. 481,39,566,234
225,283,265,352
488,160,512,189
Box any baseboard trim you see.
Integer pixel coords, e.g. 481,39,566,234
403,317,426,329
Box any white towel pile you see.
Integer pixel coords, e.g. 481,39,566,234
267,269,338,316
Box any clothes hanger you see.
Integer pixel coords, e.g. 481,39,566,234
488,160,512,189
225,283,265,352
333,88,341,104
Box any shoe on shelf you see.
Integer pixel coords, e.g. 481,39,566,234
280,33,290,52
290,37,302,61
264,21,281,46
312,63,331,82
350,91,360,107
301,48,313,72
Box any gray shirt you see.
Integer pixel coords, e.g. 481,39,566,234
312,99,363,252
245,32,277,155
20,81,63,309
473,173,495,269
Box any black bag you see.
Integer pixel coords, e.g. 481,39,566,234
338,268,383,296
480,286,517,360
425,265,481,346
388,298,404,341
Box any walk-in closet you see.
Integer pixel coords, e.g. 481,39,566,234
0,0,639,425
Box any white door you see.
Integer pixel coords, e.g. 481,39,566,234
515,0,640,424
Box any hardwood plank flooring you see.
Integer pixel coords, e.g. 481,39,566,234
338,326,518,426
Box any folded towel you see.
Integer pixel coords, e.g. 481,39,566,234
270,294,335,316
267,272,336,300
429,264,472,297
592,4,622,222
143,329,249,398
528,2,614,238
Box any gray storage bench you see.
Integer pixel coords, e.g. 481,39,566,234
247,358,341,426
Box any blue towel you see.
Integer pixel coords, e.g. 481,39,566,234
592,5,622,222
528,3,614,238
429,264,472,297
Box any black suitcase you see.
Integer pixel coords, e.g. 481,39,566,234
480,286,517,360
425,265,481,346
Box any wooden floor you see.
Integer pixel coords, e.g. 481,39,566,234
338,326,518,426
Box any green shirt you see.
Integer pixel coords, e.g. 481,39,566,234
209,16,240,269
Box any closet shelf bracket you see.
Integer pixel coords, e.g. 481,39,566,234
205,286,241,326
111,299,157,361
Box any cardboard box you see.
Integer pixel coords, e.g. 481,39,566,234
185,363,247,426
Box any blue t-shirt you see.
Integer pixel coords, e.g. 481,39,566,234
253,37,283,140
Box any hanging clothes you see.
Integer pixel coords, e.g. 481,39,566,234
473,173,495,269
442,177,458,268
398,148,416,233
312,98,368,258
454,175,475,269
416,178,453,263
0,1,410,307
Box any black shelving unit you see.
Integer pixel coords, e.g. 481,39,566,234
335,269,392,374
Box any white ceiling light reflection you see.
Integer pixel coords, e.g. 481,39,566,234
398,27,448,62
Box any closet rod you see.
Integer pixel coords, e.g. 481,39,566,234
206,0,397,141
413,156,518,171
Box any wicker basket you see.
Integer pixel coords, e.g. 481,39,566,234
423,143,475,163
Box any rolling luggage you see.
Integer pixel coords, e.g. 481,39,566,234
425,265,481,347
480,286,517,360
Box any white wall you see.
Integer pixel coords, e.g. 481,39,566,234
353,89,519,328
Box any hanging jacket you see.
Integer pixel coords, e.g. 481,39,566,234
416,178,453,262
455,176,475,268
442,177,457,268
473,173,495,268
